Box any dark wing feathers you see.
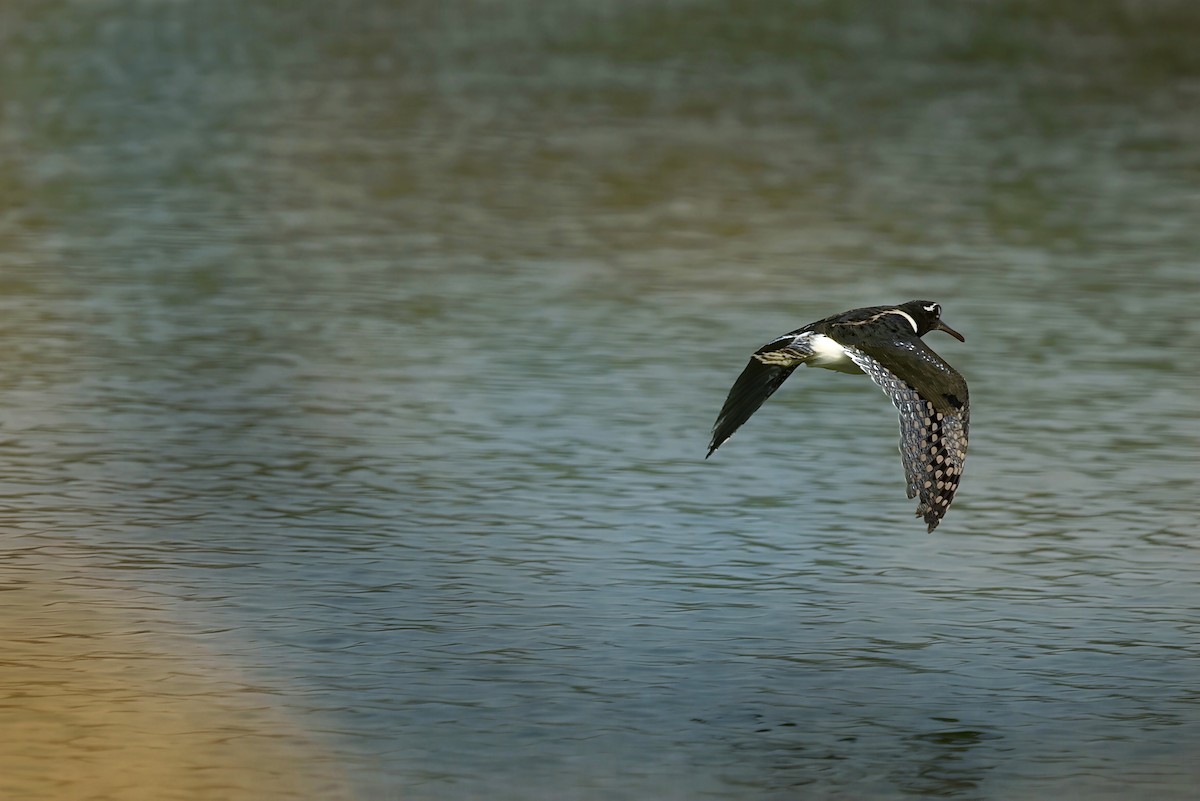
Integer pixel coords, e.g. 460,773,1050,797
831,323,968,418
707,313,969,531
842,342,969,532
707,333,813,457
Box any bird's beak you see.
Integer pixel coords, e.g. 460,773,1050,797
937,321,966,342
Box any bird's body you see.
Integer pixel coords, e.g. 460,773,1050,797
707,300,969,532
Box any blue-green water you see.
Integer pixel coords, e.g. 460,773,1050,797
2,3,1198,799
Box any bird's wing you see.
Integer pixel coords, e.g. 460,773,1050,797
841,340,969,532
707,331,816,457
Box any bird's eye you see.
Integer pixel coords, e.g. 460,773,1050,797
923,303,939,316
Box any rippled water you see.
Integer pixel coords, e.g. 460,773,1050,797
2,2,1199,799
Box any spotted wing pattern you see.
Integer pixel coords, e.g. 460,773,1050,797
707,332,815,457
843,345,969,532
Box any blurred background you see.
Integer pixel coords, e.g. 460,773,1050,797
1,1,1198,799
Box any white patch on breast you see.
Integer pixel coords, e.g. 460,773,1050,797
808,333,864,374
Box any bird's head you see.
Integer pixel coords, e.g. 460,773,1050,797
901,300,965,342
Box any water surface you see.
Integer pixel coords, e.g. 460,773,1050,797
1,2,1198,799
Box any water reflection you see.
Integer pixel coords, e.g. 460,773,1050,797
1,535,350,800
2,1,1199,799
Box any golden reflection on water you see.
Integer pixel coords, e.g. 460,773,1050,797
0,553,350,801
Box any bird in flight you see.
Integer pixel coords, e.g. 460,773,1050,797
707,300,969,532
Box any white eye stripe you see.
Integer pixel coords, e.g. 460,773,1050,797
923,303,939,313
